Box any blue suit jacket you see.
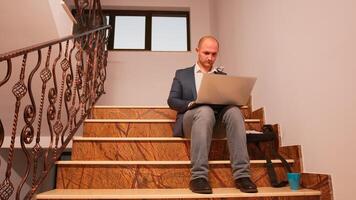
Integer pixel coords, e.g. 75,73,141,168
167,66,197,137
167,66,226,137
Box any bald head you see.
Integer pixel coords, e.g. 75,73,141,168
196,35,219,72
197,35,219,48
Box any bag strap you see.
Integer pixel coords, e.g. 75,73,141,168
255,125,293,187
263,125,292,172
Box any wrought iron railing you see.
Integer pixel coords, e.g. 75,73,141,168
0,0,110,199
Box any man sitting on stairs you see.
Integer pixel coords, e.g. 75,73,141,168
167,35,258,194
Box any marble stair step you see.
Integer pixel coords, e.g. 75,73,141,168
55,160,294,189
92,105,252,119
83,119,263,137
36,187,321,200
71,137,295,161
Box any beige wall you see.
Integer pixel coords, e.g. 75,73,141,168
96,0,214,106
212,0,356,199
0,1,58,53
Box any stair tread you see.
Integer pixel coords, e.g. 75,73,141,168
56,160,294,165
85,119,261,122
73,136,191,141
93,105,249,109
73,136,260,141
36,187,320,199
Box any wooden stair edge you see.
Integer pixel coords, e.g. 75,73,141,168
73,136,269,141
72,136,191,141
35,187,321,199
55,160,295,165
93,105,249,109
84,119,261,123
94,105,171,109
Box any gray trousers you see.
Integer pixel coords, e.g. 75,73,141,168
183,105,250,181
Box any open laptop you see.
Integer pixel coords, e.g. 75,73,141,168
196,74,257,106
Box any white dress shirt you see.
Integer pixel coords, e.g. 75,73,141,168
194,63,216,94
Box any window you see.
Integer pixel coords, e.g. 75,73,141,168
114,16,146,49
151,16,188,51
104,10,190,51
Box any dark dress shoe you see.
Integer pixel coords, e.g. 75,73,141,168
235,177,258,193
189,178,212,194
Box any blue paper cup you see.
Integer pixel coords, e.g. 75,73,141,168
287,172,301,190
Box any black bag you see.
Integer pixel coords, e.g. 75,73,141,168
246,124,292,187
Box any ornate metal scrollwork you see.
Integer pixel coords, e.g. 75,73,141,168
0,53,28,200
0,60,12,87
0,0,110,198
0,120,3,148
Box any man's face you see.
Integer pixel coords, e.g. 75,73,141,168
196,38,219,70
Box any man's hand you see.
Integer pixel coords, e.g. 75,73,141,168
187,101,197,110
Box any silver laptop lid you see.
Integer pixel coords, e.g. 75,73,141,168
196,74,256,106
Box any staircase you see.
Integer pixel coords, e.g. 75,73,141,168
36,105,333,199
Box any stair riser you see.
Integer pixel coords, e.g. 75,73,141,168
83,122,262,137
279,146,302,172
92,107,252,120
71,141,299,163
56,164,290,189
92,108,177,120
